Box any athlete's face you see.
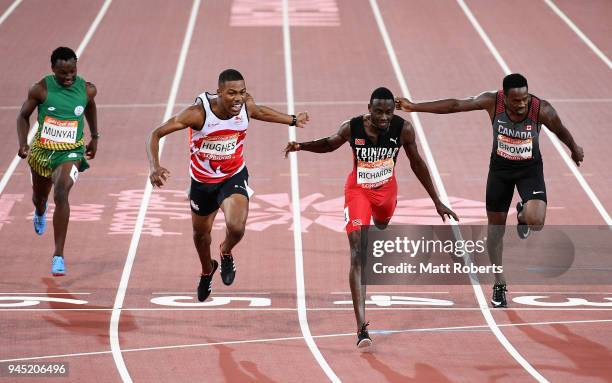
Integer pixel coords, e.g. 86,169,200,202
368,99,395,130
52,59,77,87
505,87,529,117
218,80,247,117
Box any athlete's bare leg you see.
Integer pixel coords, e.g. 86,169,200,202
219,194,249,255
192,210,218,275
518,199,546,232
347,218,389,329
50,161,80,257
487,211,507,284
348,229,366,331
31,168,52,216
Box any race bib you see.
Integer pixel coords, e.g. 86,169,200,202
198,134,239,157
357,158,394,187
497,135,533,160
41,116,78,144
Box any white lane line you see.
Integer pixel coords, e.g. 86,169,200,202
0,292,91,295
330,291,449,294
150,292,271,295
369,1,547,382
3,318,611,363
543,0,611,70
457,0,611,226
0,0,113,196
281,1,340,382
108,1,200,382
2,307,612,312
0,0,21,26
513,292,612,294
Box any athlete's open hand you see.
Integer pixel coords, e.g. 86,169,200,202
395,97,415,112
17,144,30,159
86,139,98,160
295,112,310,128
149,166,170,187
284,141,300,158
571,145,584,167
435,201,458,222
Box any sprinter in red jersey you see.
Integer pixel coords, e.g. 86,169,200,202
285,87,456,349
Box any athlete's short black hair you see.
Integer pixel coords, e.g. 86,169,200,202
503,73,528,95
369,87,394,105
218,69,244,87
51,47,77,67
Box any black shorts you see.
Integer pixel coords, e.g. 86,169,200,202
486,161,546,212
189,167,250,216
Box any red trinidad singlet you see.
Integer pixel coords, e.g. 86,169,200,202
346,115,403,189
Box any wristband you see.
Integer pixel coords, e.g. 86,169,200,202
91,133,100,139
290,115,297,126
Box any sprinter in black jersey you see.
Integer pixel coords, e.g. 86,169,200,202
285,87,457,350
395,73,584,308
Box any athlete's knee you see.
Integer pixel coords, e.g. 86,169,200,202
226,219,246,238
373,220,389,230
53,185,70,205
350,248,363,269
192,230,212,246
487,224,506,242
32,194,48,207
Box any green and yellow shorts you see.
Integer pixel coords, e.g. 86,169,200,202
27,145,90,178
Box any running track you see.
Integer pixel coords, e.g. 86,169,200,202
0,1,610,382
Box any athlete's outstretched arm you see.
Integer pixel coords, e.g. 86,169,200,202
401,121,458,222
84,82,99,160
245,93,309,127
396,92,496,118
539,100,584,166
147,104,204,187
16,81,45,159
284,120,350,157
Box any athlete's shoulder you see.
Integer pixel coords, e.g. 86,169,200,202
535,98,556,122
399,118,416,145
392,114,406,124
351,114,365,122
348,114,365,128
85,81,97,99
28,79,47,102
395,115,413,130
479,91,498,105
177,103,206,131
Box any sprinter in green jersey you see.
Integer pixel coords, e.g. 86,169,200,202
16,47,99,276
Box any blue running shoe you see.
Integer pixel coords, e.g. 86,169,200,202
52,255,65,276
33,203,47,235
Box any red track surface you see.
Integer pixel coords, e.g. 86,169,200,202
1,1,610,382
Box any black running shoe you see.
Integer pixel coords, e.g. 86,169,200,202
356,322,372,350
491,283,508,308
516,201,530,239
220,253,236,286
197,260,218,302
